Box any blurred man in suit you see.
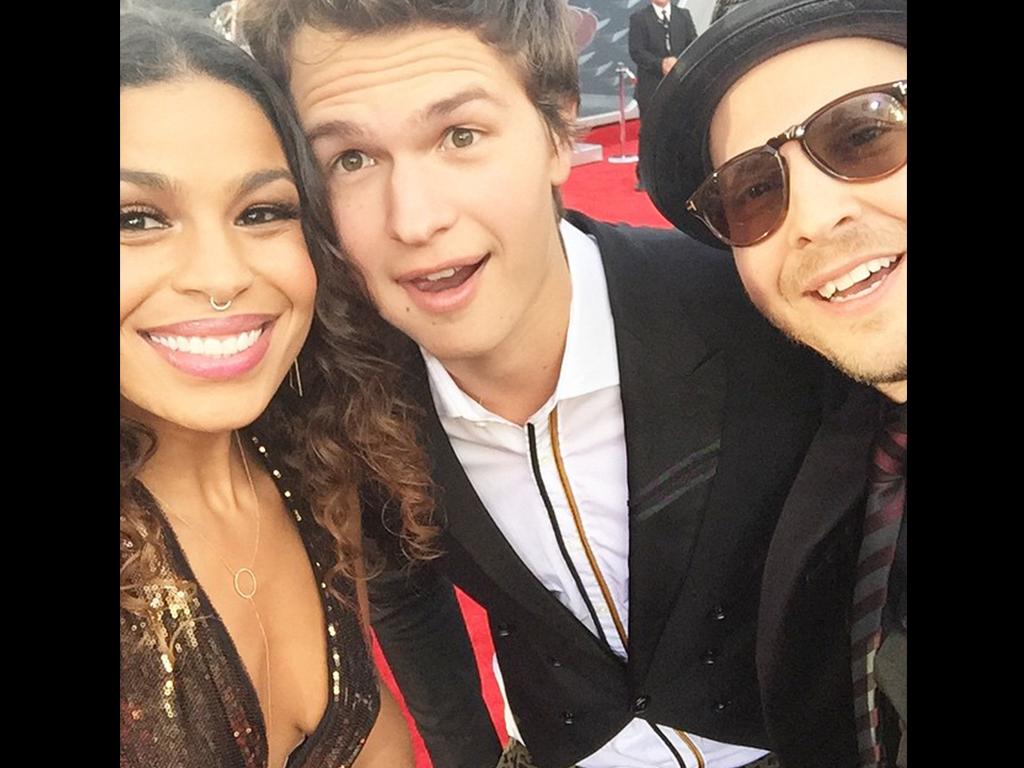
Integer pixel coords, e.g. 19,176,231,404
629,0,697,190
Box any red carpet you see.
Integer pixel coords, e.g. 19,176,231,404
373,590,507,766
372,118,670,767
562,119,673,229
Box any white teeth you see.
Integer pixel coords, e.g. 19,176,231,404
424,267,457,281
816,255,899,301
238,330,259,351
148,328,263,357
834,272,855,292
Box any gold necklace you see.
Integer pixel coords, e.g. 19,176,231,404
150,431,273,737
160,431,261,597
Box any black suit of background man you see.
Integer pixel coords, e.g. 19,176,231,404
628,3,698,188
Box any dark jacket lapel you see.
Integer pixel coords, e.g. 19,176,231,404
577,216,729,676
758,383,880,679
755,382,880,765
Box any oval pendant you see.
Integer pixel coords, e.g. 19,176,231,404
233,567,258,599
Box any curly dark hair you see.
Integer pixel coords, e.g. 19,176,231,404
120,7,437,620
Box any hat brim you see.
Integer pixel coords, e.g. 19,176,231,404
642,0,907,249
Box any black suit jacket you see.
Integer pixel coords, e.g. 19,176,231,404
365,212,826,768
628,4,698,117
756,381,884,768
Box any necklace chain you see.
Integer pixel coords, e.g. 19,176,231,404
149,431,273,741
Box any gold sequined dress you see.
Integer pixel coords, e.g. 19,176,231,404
120,435,379,768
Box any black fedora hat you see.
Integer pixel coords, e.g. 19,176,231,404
642,0,907,249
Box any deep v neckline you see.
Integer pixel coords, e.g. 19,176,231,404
139,457,336,768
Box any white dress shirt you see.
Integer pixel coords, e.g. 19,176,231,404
421,220,768,768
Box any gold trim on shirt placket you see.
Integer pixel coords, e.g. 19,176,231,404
547,407,706,768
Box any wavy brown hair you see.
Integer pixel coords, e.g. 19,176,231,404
239,0,580,145
239,0,582,217
120,8,437,619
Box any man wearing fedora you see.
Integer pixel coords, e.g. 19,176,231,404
643,1,907,766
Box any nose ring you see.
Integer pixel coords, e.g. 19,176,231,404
209,296,232,312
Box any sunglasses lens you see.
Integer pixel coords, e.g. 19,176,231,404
690,83,906,247
696,149,787,246
805,91,907,179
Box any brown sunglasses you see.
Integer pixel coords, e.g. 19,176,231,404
686,80,907,247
